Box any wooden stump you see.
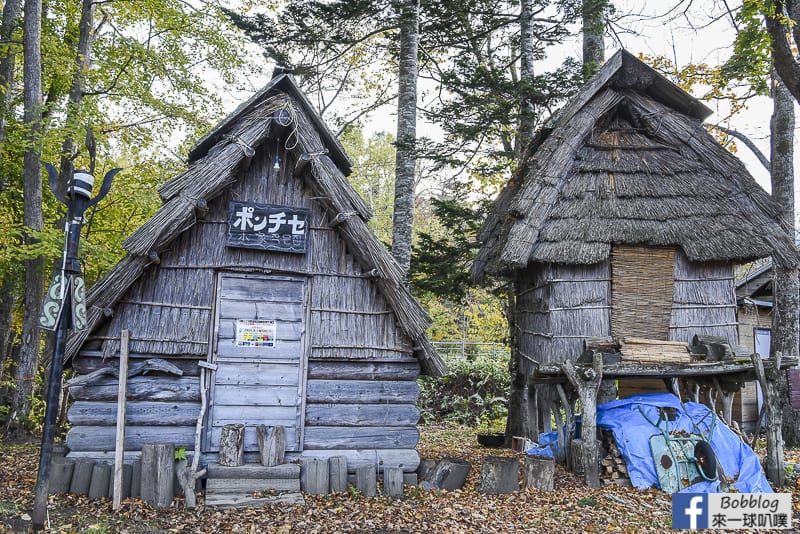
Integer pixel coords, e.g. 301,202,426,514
49,458,75,494
328,456,348,493
89,463,112,499
478,456,520,494
355,464,377,497
141,443,175,509
570,439,585,476
69,460,94,495
108,463,132,501
130,459,142,498
256,425,286,467
420,457,471,491
300,458,329,495
51,444,69,459
219,424,245,467
523,455,554,491
383,467,404,497
417,458,437,481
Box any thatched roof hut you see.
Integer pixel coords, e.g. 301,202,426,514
472,50,798,280
67,73,442,376
64,73,444,486
471,49,799,437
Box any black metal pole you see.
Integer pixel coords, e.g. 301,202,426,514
31,197,86,530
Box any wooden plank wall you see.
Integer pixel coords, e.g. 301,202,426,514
69,134,422,471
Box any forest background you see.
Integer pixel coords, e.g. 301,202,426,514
0,0,795,435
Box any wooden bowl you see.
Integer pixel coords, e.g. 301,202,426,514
477,433,505,447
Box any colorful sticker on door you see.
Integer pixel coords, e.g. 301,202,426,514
236,319,276,347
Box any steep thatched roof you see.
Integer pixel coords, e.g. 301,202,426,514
67,74,445,376
472,50,799,281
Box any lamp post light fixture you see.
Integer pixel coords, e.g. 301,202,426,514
31,164,120,531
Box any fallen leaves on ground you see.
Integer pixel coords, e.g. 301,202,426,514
0,426,797,533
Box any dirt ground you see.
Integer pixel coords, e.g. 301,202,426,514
0,426,798,533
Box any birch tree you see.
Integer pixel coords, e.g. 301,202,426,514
391,0,420,276
725,0,800,445
770,74,799,443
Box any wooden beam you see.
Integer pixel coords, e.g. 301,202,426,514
531,358,798,383
752,351,784,486
562,351,603,488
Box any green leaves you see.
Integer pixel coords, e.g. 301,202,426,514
721,0,774,95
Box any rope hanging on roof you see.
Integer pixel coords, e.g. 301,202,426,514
223,134,255,157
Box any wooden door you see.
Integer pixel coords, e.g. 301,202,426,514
205,273,307,452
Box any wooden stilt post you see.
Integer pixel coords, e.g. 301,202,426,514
555,383,575,470
563,351,603,488
711,377,736,426
551,400,566,465
527,384,540,442
113,329,130,510
752,351,784,486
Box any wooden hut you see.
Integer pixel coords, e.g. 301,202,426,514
63,73,445,486
471,50,798,436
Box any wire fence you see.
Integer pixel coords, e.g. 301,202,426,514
431,341,510,360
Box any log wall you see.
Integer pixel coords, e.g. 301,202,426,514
68,134,422,472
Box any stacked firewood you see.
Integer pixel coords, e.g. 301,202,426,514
600,430,630,485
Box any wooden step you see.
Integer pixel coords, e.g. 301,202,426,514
207,477,300,493
206,462,299,479
204,491,304,509
204,461,303,509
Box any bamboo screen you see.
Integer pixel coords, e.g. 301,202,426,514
611,245,675,340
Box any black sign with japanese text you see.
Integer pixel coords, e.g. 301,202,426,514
226,201,309,254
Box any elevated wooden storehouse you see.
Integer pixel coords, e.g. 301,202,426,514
472,50,798,433
64,73,444,479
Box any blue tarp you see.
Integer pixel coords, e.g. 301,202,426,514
596,393,772,493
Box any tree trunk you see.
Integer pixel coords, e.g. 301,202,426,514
769,73,800,446
0,277,18,377
582,0,606,70
390,0,419,278
517,0,537,153
0,0,23,146
764,1,800,105
8,0,44,437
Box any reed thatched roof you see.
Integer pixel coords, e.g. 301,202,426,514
67,73,445,376
472,50,799,281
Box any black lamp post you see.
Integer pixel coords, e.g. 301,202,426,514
31,164,119,530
